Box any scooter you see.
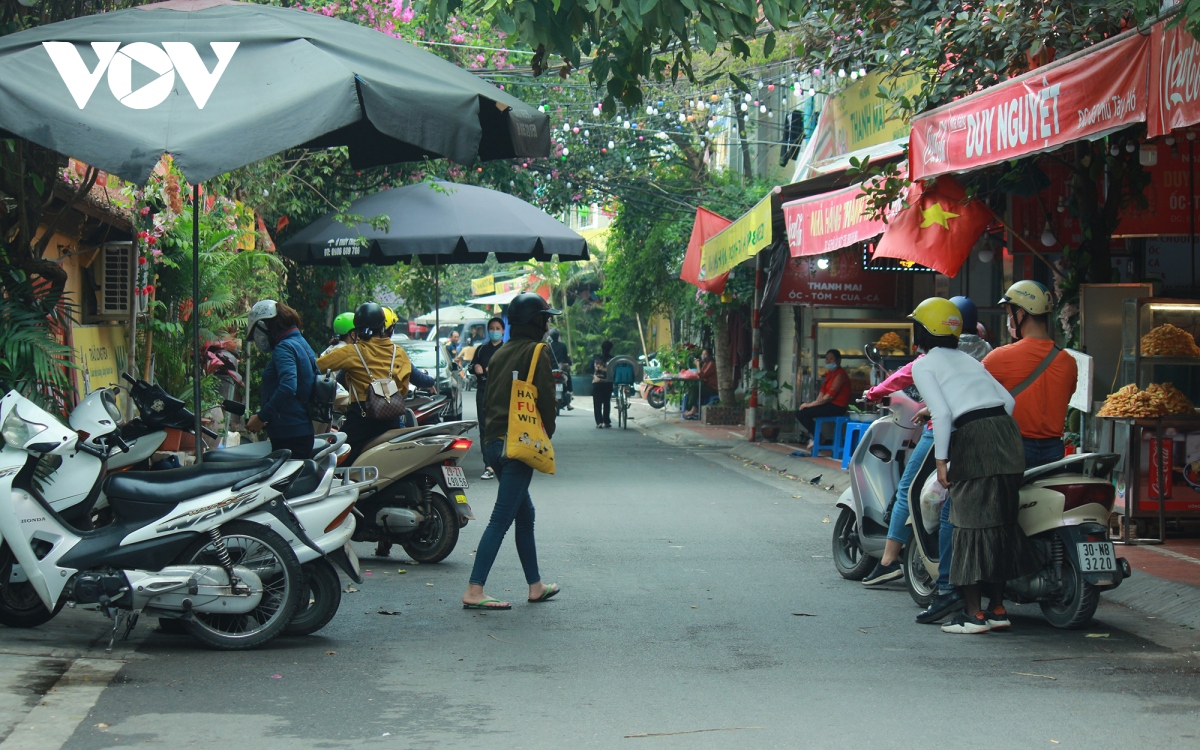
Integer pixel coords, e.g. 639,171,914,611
641,377,666,409
0,389,319,650
901,450,1131,628
553,368,572,414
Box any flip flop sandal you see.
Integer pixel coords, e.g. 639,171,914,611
528,583,561,603
463,598,511,610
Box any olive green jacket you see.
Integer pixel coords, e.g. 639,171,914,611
482,326,557,444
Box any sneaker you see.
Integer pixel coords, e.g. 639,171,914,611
916,589,964,624
481,468,495,480
984,604,1011,631
941,611,992,634
861,561,903,586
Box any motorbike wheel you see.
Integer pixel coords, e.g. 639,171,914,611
284,558,342,636
0,544,63,628
647,388,665,410
1039,554,1101,629
903,541,936,607
175,521,303,650
832,507,877,580
401,491,460,564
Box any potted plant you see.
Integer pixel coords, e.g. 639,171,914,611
749,367,792,441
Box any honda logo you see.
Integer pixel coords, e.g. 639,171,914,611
43,41,239,110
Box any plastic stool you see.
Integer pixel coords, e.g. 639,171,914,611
811,416,848,457
841,421,870,470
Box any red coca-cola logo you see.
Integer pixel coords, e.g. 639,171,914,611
1160,24,1200,115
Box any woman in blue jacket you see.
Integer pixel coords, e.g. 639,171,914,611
246,300,319,459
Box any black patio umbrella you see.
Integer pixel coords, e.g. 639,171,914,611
0,0,549,457
281,180,588,381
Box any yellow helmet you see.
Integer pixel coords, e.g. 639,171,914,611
999,280,1053,315
381,307,400,329
908,297,963,338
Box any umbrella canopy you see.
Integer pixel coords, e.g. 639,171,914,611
467,289,523,305
413,306,487,325
0,0,549,184
280,181,589,265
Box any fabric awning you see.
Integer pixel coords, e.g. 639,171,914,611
698,194,774,280
1150,16,1200,136
680,207,734,293
782,165,906,258
910,27,1151,181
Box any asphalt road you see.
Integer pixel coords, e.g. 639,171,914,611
2,396,1198,749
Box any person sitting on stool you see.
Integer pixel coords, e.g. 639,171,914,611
794,349,851,455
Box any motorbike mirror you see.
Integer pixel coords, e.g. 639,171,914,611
864,344,882,365
868,444,892,462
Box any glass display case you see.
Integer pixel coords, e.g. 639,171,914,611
814,320,915,393
1118,298,1200,403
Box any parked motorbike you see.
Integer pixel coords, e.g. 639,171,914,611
641,377,665,409
553,368,572,414
0,389,321,650
902,451,1131,628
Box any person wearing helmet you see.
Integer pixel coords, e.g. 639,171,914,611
908,297,1040,634
546,327,574,408
322,311,357,356
463,292,561,610
982,280,1077,468
949,295,992,361
317,301,413,459
793,349,851,455
245,300,320,460
381,307,400,337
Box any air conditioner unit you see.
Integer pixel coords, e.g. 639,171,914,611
94,242,134,321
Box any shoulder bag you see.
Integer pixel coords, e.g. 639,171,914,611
307,365,338,423
504,343,555,474
351,343,407,421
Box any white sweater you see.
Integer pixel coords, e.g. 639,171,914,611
911,346,1014,460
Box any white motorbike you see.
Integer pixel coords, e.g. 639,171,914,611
0,389,349,649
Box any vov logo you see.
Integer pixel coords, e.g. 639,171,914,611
42,41,239,110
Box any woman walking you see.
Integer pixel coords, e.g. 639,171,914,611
462,293,561,610
245,300,319,460
908,297,1040,634
590,340,614,428
470,317,506,480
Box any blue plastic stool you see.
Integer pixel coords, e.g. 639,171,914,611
841,421,870,470
811,416,848,457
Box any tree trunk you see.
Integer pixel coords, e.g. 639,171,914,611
712,312,736,407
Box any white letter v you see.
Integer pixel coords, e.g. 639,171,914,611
164,42,239,110
43,42,120,109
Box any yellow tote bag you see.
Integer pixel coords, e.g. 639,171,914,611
504,343,555,474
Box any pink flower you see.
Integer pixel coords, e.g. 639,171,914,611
139,206,151,216
151,248,163,258
450,34,465,43
415,27,425,37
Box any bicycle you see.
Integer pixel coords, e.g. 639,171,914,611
614,383,631,429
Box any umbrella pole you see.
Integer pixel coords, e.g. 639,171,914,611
192,183,205,463
434,256,440,386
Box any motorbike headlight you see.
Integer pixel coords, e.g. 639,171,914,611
1,408,48,449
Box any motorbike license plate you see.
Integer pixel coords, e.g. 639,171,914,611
1077,542,1116,573
555,384,564,395
442,465,469,489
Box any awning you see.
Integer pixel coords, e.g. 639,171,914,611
782,166,905,258
680,207,734,293
910,27,1151,181
1150,16,1200,136
699,194,774,280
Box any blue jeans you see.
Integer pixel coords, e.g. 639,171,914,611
468,440,541,587
887,428,935,544
1023,437,1064,469
937,496,954,594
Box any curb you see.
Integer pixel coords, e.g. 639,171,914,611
1102,573,1200,632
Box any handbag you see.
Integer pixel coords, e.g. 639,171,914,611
307,366,338,423
351,344,407,421
503,343,555,474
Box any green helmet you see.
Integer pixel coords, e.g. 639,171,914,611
333,311,355,336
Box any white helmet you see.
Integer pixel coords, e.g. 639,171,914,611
247,299,278,352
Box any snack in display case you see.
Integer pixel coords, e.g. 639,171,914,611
1097,382,1195,418
875,331,906,355
1140,323,1200,357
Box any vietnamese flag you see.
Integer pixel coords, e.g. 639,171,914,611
872,176,993,277
680,207,733,293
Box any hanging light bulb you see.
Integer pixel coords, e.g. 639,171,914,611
759,105,767,113
1188,130,1197,141
584,129,590,137
806,88,816,97
740,102,748,111
1125,141,1137,153
744,93,752,102
562,148,569,156
623,121,631,129
1040,221,1056,247
838,69,846,77
859,67,867,77
592,107,601,117
1056,196,1066,213
562,122,569,132
816,258,830,270
850,71,858,80
1166,135,1177,146
538,105,545,112
977,246,995,263
646,106,654,115
1109,144,1120,156
607,140,615,149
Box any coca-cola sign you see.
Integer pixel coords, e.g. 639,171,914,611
1150,17,1200,136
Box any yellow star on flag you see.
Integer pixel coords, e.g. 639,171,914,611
920,203,959,229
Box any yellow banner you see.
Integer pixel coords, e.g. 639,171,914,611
72,324,128,400
700,195,773,279
495,275,528,295
471,275,495,296
809,71,919,165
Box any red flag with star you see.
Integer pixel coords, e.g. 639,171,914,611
872,176,993,277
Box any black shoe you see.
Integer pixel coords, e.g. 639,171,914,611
861,561,902,586
916,589,964,624
941,611,991,634
984,604,1011,630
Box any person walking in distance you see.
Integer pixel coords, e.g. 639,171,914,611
590,340,614,428
547,327,574,409
794,349,851,455
462,293,562,610
470,318,506,480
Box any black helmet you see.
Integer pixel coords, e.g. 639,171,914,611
354,302,387,338
507,293,561,325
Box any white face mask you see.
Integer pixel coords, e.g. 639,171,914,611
825,361,839,370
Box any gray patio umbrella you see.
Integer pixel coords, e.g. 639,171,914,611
280,180,588,381
0,0,549,458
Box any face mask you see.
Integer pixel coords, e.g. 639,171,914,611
825,362,839,370
251,324,272,352
489,330,503,343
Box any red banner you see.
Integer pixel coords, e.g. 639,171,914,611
776,249,897,308
782,181,895,258
911,32,1150,181
1149,17,1200,137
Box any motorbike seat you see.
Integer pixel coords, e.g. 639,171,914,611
103,457,279,521
204,439,330,463
283,459,321,499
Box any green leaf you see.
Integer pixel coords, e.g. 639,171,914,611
729,36,750,59
728,71,750,93
30,174,44,196
763,32,776,58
